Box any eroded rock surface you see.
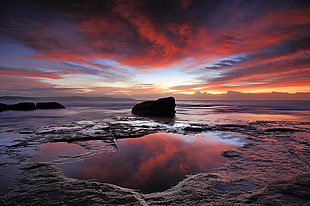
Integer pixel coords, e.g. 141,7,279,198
1,121,309,205
1,163,147,206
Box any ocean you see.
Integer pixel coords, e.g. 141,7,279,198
0,99,309,198
1,99,309,129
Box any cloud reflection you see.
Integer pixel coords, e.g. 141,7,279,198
43,132,244,193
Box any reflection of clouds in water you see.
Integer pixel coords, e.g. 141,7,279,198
35,132,246,193
174,132,246,146
204,132,247,146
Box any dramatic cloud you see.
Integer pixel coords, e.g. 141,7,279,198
0,0,309,98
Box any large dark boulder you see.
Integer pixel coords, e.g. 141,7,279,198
8,102,36,111
132,97,176,117
36,102,65,109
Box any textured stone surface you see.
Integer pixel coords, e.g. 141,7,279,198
0,118,309,205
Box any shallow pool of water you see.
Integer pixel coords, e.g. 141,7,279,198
34,132,246,193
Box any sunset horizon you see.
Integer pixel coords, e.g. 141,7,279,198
1,90,310,101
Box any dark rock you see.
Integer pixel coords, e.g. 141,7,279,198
7,102,36,111
0,103,5,112
220,124,247,128
36,102,65,109
221,150,240,158
132,97,176,117
184,126,203,132
0,103,9,111
265,128,296,132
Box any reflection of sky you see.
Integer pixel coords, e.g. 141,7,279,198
178,132,246,146
34,132,246,193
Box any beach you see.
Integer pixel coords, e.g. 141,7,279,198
0,99,309,205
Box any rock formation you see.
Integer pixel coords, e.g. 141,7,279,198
0,102,65,111
6,102,36,111
0,103,4,112
132,97,176,117
36,102,65,109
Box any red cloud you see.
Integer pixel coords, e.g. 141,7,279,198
1,0,309,96
14,2,309,71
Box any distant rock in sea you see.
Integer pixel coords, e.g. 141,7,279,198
132,97,176,117
0,102,65,112
36,102,65,109
0,103,4,112
6,102,37,111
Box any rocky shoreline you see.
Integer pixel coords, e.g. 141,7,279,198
0,119,309,205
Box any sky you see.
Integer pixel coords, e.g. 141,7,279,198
0,0,309,100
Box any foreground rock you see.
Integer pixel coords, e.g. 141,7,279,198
1,163,147,206
36,102,65,109
132,97,176,117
